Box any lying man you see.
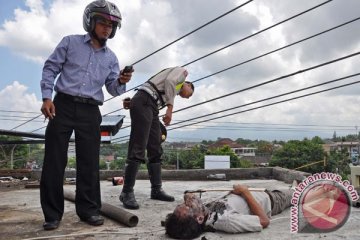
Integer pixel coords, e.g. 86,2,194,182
165,183,294,239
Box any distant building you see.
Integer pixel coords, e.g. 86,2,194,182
208,138,257,158
322,141,359,155
323,141,360,164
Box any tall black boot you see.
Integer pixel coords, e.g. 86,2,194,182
119,162,140,209
147,162,175,202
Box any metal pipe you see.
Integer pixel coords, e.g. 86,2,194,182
64,189,139,227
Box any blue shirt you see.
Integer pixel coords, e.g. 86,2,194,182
40,34,125,102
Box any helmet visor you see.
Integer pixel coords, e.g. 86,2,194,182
91,12,121,25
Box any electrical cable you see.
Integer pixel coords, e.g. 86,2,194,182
168,79,360,131
102,13,358,116
191,16,360,84
181,0,332,67
130,0,254,66
170,73,360,127
103,0,253,103
10,114,42,131
110,73,360,143
103,0,332,105
173,51,360,114
111,50,360,139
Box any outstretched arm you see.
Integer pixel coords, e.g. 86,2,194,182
232,184,270,228
163,104,173,126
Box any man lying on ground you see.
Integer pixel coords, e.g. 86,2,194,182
165,183,295,239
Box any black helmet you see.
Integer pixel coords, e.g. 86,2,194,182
83,0,122,39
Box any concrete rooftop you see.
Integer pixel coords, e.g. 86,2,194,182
1,168,360,240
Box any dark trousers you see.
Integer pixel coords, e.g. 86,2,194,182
40,94,102,221
127,90,162,164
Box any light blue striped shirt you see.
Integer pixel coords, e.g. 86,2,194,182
40,33,125,102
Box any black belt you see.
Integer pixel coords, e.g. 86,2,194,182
56,92,102,106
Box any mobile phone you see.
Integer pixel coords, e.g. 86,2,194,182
123,65,133,74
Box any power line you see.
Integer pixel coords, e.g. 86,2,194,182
109,52,360,138
168,79,360,131
130,0,254,66
102,13,357,116
103,0,253,103
103,1,332,105
10,114,42,131
110,72,360,143
0,109,39,114
181,0,332,67
172,51,360,114
170,73,360,127
191,16,360,84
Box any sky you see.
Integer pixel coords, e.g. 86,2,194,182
0,0,360,142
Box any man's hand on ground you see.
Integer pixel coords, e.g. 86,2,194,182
232,184,250,196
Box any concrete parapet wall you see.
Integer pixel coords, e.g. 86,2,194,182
29,167,309,183
30,167,310,183
272,167,310,183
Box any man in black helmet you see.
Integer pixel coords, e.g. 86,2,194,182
40,0,132,230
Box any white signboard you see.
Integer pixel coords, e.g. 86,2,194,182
204,155,230,169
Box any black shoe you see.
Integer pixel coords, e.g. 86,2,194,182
80,215,104,226
120,191,139,209
43,220,60,230
151,189,175,202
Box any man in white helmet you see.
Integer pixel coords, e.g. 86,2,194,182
40,0,132,230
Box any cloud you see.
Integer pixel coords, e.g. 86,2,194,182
0,0,360,140
0,81,43,131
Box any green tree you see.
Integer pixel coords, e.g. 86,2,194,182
0,136,29,169
326,149,350,180
207,146,252,168
99,159,107,170
67,157,76,169
269,138,326,173
177,145,205,169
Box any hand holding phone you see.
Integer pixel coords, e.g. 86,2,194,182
122,65,133,74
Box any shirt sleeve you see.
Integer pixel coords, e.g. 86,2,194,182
40,36,69,100
211,212,263,233
164,67,187,106
104,57,126,97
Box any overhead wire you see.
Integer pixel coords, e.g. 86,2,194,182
181,0,332,67
172,51,360,114
170,73,360,127
129,0,254,66
11,0,350,138
191,16,360,84
103,0,333,113
103,5,356,117
111,72,360,143
110,50,360,141
103,0,253,103
168,78,360,131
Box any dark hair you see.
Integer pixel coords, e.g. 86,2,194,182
165,213,203,239
184,81,195,92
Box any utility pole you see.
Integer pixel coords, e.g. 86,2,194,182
176,151,179,170
357,126,359,164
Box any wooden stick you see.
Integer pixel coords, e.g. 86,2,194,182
184,187,266,194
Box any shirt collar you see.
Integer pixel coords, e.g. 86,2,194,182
84,33,108,51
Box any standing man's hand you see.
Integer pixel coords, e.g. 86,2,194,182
118,67,134,84
41,99,56,120
163,105,173,126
